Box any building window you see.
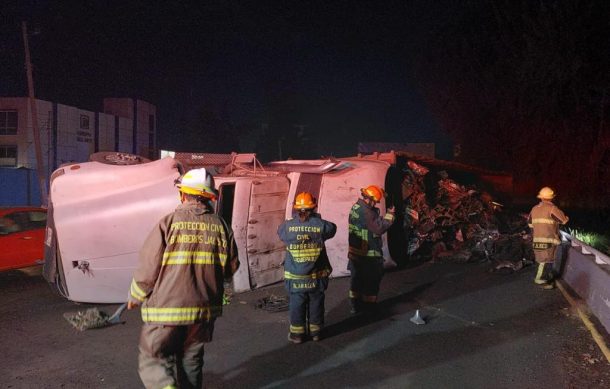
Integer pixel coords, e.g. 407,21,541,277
0,111,18,135
80,115,90,129
0,145,17,167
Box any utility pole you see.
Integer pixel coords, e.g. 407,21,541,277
22,21,47,206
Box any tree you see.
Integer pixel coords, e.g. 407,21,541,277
413,0,610,205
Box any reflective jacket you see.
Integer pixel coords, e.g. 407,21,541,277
528,200,569,248
129,202,239,326
348,198,394,260
277,213,336,289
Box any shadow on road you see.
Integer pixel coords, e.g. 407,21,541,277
204,263,564,388
322,281,436,340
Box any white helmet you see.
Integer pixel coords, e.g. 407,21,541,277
176,168,217,199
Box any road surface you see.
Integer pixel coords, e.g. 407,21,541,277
1,261,608,388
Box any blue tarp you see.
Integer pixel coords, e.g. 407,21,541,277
0,167,42,206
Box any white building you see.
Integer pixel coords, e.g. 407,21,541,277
0,97,156,180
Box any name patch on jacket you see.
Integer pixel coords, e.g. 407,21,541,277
533,242,552,250
292,282,316,289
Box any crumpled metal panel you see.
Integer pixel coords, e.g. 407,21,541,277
47,157,180,303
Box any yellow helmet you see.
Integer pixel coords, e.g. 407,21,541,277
537,186,555,200
294,192,316,210
176,168,217,199
361,185,384,202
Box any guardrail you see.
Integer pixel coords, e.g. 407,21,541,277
560,230,610,264
559,230,610,335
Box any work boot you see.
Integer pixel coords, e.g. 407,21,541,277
349,299,360,315
541,281,555,290
287,333,303,344
310,332,322,342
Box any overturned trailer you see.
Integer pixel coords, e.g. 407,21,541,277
44,151,512,303
43,152,393,302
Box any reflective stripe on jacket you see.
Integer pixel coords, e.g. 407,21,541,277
277,213,336,285
348,198,394,260
129,202,239,325
528,200,569,246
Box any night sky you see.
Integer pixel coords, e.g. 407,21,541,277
2,0,609,202
1,1,452,159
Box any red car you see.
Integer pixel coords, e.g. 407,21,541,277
0,206,47,271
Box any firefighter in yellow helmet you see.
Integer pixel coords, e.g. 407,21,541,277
127,168,239,388
528,186,568,290
347,185,395,314
278,192,337,343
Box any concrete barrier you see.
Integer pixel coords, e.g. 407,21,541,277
560,233,610,334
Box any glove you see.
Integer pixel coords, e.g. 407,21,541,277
127,300,140,310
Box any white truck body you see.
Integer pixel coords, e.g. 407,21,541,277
44,154,392,303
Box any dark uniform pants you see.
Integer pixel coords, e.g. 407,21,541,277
287,281,327,338
348,257,384,310
138,321,215,389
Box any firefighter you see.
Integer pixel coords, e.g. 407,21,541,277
127,168,239,389
528,186,569,290
348,185,395,314
278,192,337,344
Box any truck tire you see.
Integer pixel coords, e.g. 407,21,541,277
89,152,150,165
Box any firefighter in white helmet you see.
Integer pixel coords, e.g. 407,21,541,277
127,168,239,389
528,186,568,289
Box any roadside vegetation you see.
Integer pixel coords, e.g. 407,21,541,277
562,208,610,256
569,228,610,256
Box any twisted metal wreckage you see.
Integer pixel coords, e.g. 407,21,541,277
43,150,531,304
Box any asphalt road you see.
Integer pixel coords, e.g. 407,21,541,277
1,261,608,388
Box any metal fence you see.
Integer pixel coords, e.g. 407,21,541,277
0,167,42,206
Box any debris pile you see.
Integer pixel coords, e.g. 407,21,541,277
400,160,533,270
63,303,126,331
64,308,112,331
255,294,289,312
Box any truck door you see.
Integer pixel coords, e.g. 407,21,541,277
246,177,289,289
